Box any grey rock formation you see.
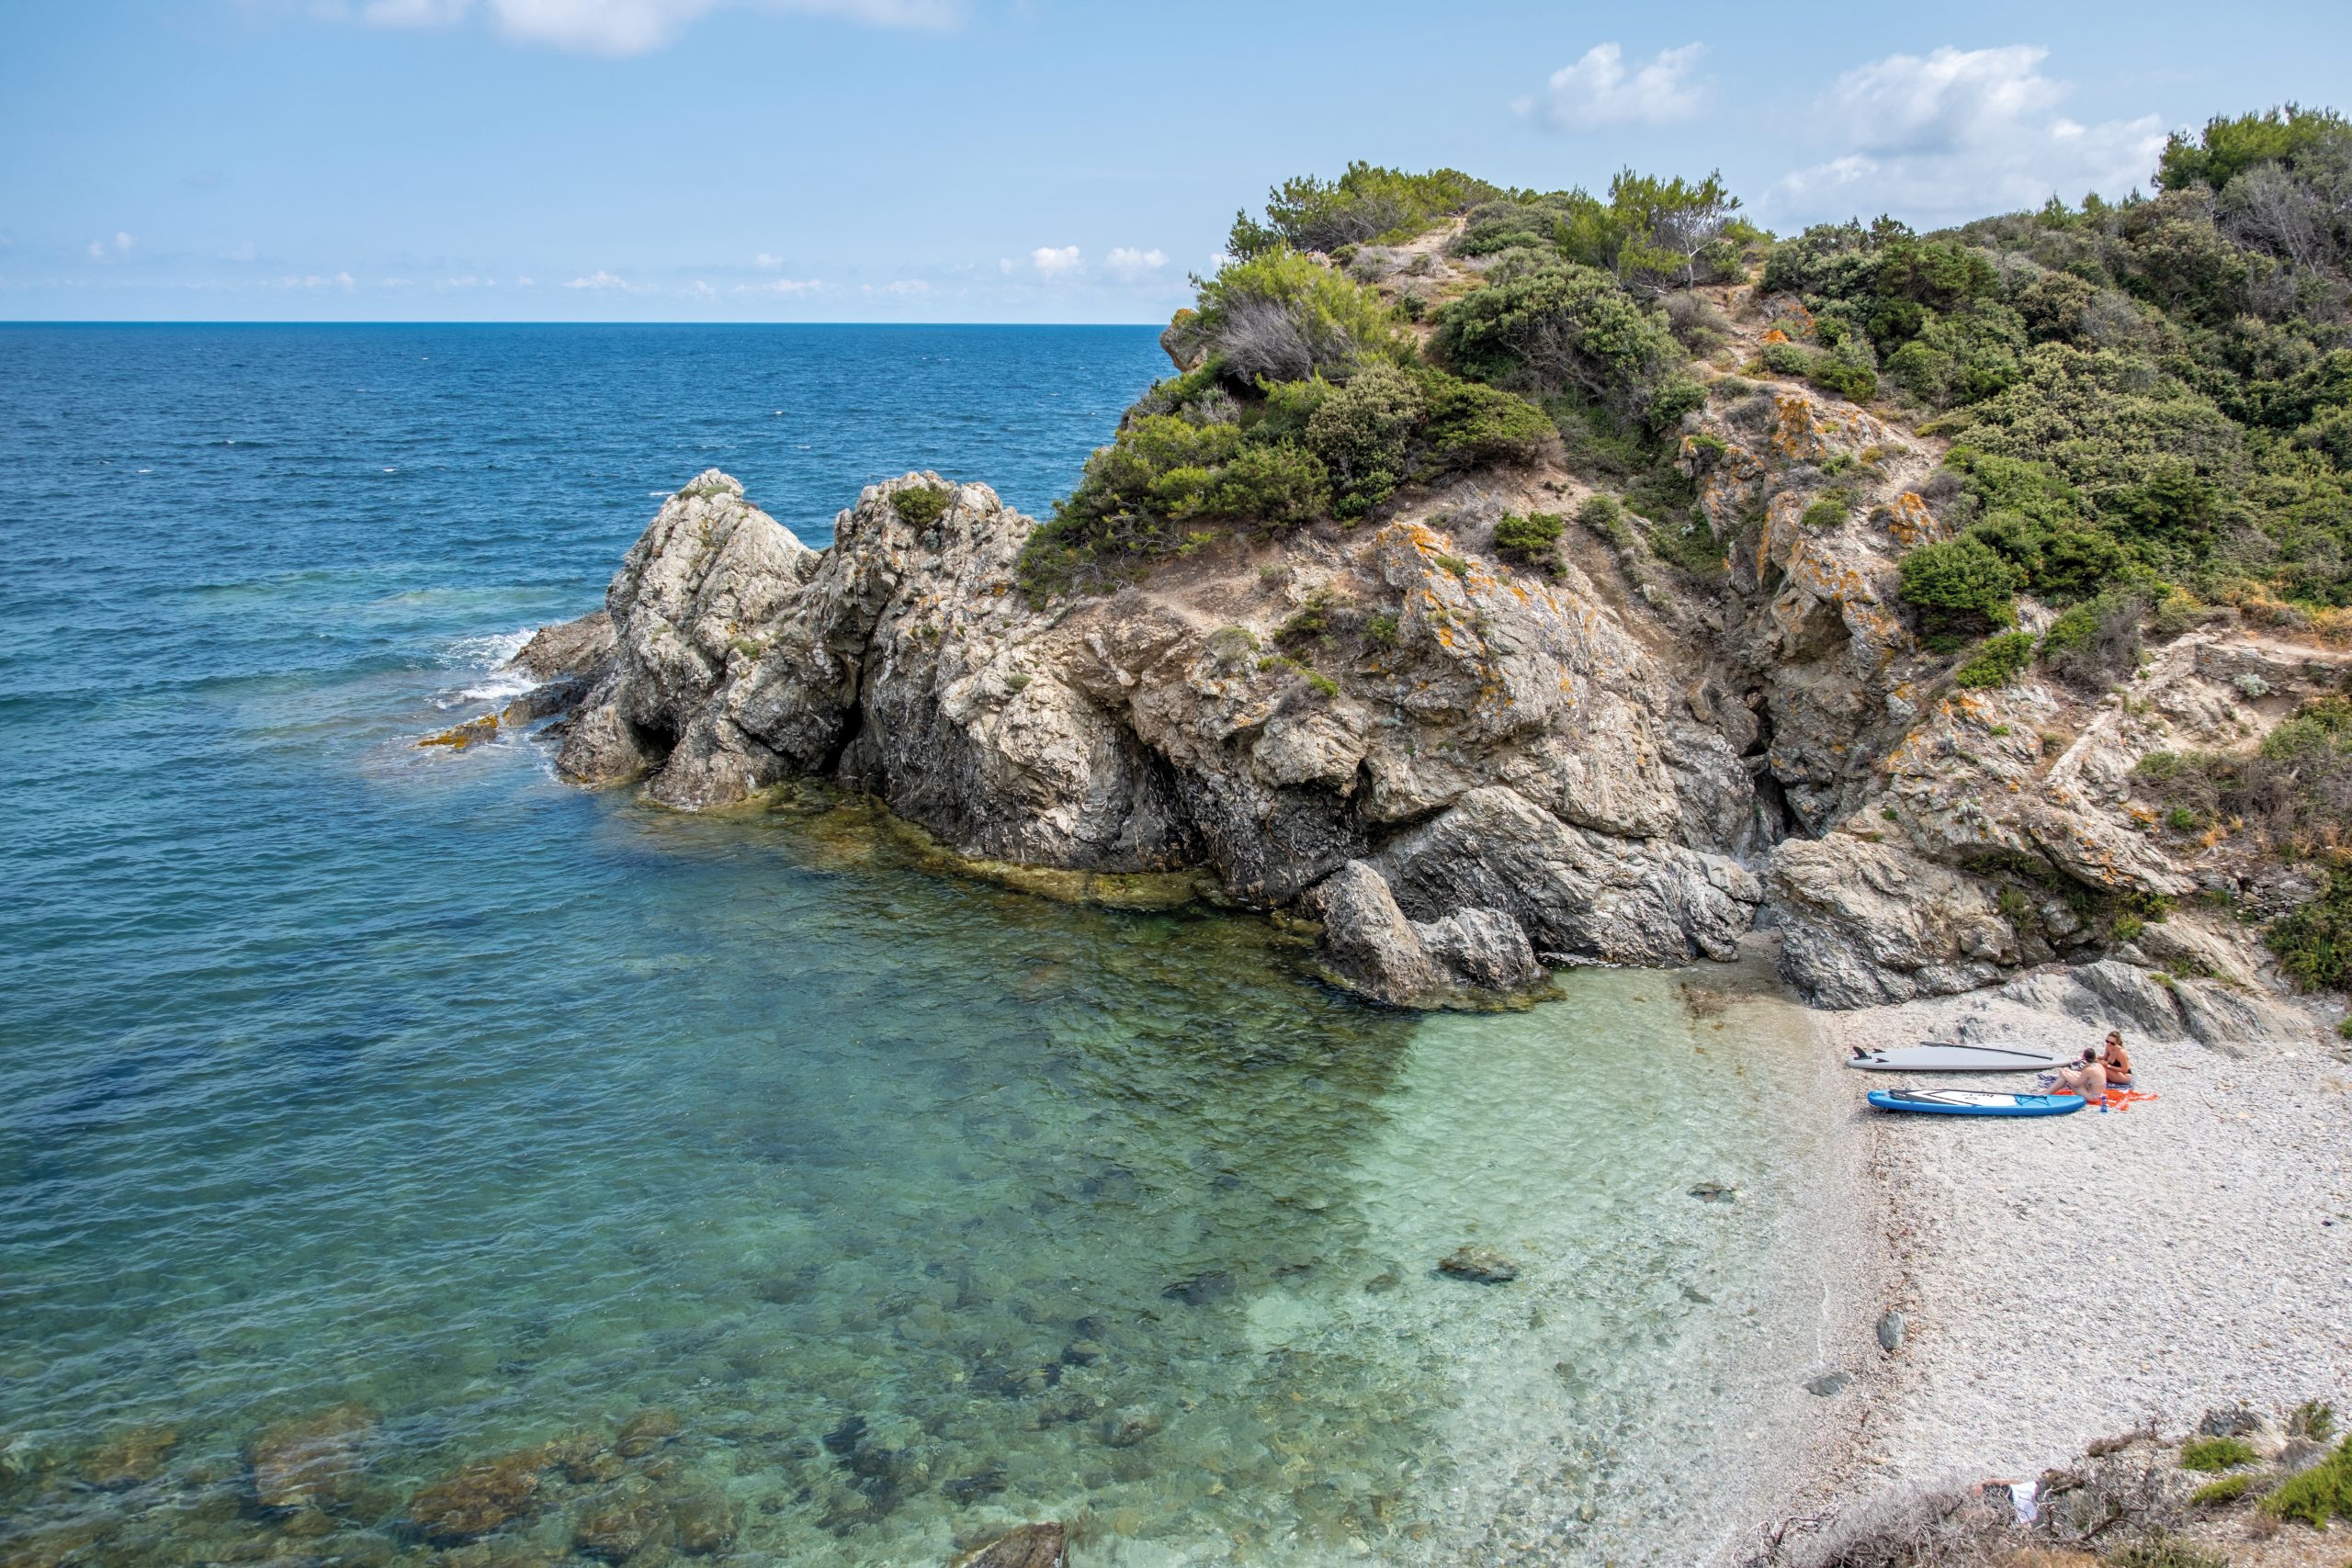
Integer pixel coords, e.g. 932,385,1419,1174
526,377,2342,1020
1301,860,1544,1006
1768,835,2011,1008
1999,960,2312,1055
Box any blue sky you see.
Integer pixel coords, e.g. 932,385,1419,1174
2,0,2345,321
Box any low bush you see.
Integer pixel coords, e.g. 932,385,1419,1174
1228,163,1502,258
892,484,952,529
2188,1472,2257,1506
1192,249,1409,384
1430,262,1696,431
2263,1434,2352,1527
1493,510,1565,575
2269,868,2352,992
2179,1436,2257,1472
2040,592,2147,691
1953,630,2038,688
2132,695,2352,863
1899,535,2026,633
1801,493,1852,530
2290,1399,2337,1441
2101,1535,2231,1568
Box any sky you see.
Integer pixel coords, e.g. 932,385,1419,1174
2,0,2346,322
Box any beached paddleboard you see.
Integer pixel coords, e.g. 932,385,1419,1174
1866,1089,2086,1117
1847,1042,2069,1074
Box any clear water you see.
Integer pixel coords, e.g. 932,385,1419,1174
0,325,1849,1565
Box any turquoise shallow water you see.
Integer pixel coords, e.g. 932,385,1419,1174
0,326,1847,1566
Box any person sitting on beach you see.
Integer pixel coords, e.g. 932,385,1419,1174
2098,1031,2133,1089
2051,1048,2109,1104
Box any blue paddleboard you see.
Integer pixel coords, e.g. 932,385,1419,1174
1867,1089,2086,1117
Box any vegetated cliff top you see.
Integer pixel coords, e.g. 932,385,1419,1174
535,105,2352,1023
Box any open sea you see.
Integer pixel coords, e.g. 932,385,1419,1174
0,324,1850,1566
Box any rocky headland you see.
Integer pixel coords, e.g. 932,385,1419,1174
510,360,2335,1049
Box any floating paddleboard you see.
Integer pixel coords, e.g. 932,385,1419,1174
1867,1089,2086,1117
1847,1042,2070,1074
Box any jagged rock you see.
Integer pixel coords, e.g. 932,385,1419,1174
2074,960,2192,1041
1302,860,1544,1006
2169,978,2312,1055
2000,961,2312,1054
949,1522,1067,1568
1374,786,1758,966
523,426,2352,1013
1769,835,2011,1007
419,715,497,750
510,610,614,682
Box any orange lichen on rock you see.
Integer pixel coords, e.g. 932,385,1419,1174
1759,326,1792,345
1883,491,1938,548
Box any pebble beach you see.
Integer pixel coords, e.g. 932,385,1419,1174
1819,987,2352,1501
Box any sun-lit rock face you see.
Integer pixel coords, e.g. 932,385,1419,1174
524,370,2335,1043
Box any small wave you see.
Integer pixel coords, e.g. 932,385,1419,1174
438,627,535,671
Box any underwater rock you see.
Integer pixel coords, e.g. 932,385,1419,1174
419,715,498,750
244,1404,377,1513
406,1446,548,1542
1437,1247,1521,1284
949,1521,1068,1568
571,1475,672,1561
75,1424,177,1489
1688,1181,1737,1204
611,1408,680,1459
1160,1270,1235,1306
668,1487,736,1555
1097,1406,1164,1448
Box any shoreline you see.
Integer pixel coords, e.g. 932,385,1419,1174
1781,983,2351,1544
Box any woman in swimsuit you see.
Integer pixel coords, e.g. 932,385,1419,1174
2098,1031,2133,1089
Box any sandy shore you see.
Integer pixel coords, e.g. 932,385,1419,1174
1814,986,2352,1503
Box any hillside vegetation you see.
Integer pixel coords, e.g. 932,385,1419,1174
1015,104,2352,996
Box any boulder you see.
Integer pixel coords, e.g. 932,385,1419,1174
1768,835,2011,1008
244,1405,376,1513
406,1448,548,1542
1437,1246,1521,1283
1302,860,1545,1007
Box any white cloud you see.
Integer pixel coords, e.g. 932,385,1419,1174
515,275,535,287
688,279,715,297
863,279,931,296
735,276,821,294
563,269,638,290
1527,42,1705,130
1029,245,1081,277
1774,46,2165,224
229,239,257,262
349,0,959,55
272,272,356,289
86,231,134,263
755,252,786,268
1104,246,1167,281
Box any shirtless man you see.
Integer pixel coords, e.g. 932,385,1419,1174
2052,1047,2109,1107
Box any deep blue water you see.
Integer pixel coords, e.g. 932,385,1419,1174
0,325,1842,1566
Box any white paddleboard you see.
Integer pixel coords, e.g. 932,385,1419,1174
1847,1042,2069,1074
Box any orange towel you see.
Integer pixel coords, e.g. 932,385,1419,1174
2096,1089,2159,1113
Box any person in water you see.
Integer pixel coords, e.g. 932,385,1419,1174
2098,1031,2133,1089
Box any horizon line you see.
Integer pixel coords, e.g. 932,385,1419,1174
0,318,1170,329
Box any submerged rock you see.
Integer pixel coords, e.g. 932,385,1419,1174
1437,1247,1521,1284
419,714,498,750
75,1425,176,1490
244,1404,376,1514
406,1446,548,1542
611,1407,680,1459
949,1522,1068,1568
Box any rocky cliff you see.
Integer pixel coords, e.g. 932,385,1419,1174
510,337,2334,1049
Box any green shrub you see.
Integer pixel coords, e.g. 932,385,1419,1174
1435,554,1470,577
1493,510,1565,575
2179,1436,2257,1472
2290,1400,2337,1442
2158,104,2352,194
1577,493,1635,549
1899,536,2025,631
1953,631,2038,688
2269,869,2352,993
1412,372,1552,475
893,483,952,529
1193,249,1409,384
1801,493,1851,530
1305,360,1424,517
2263,1435,2352,1527
1230,163,1502,257
2040,592,2146,691
1430,263,1693,430
1364,611,1399,647
2188,1472,2257,1506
